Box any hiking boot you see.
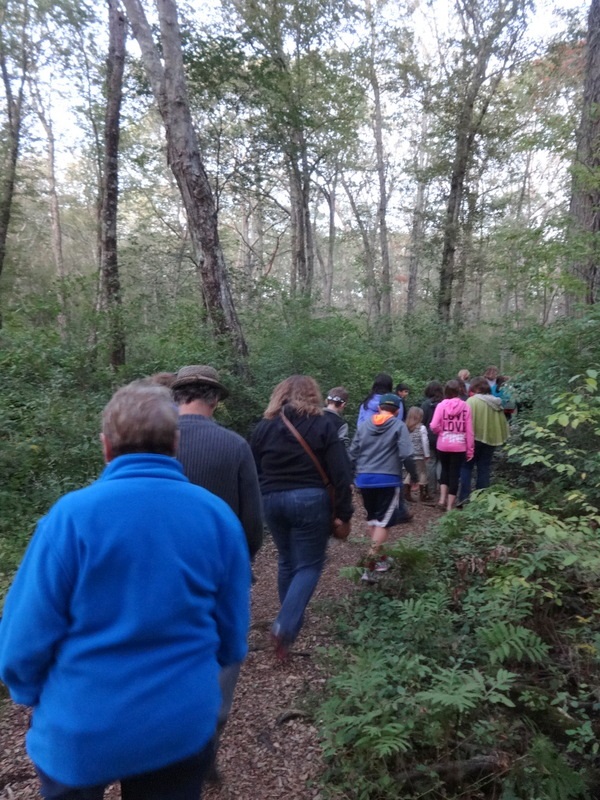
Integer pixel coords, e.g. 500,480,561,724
361,569,376,583
375,556,393,572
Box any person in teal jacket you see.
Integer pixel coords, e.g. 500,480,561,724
0,381,251,800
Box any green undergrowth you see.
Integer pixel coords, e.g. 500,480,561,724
318,491,600,799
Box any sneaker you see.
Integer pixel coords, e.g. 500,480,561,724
375,556,393,572
361,569,376,583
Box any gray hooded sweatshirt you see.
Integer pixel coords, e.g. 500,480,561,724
349,412,414,479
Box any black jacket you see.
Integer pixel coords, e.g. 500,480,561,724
250,406,354,522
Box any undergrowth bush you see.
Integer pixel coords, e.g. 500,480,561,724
501,368,600,516
319,490,600,799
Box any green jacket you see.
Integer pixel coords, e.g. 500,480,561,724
467,394,509,447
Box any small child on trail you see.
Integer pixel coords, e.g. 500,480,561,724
349,393,414,583
403,406,433,504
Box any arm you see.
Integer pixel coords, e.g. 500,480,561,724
420,425,430,458
237,443,264,560
465,405,475,460
348,426,362,469
324,435,354,522
214,513,252,668
0,515,74,706
338,421,350,449
396,421,414,461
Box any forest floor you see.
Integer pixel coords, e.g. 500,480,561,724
0,496,439,800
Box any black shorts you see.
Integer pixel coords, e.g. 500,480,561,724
360,486,402,528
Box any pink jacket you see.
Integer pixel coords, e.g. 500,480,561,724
430,397,474,459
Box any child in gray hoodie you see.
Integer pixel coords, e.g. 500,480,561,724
349,393,414,582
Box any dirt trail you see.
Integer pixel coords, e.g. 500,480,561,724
0,501,437,800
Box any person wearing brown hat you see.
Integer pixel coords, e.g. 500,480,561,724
172,365,263,784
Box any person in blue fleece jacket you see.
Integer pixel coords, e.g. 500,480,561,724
0,381,251,800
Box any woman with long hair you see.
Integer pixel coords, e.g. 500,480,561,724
357,373,393,426
251,376,353,660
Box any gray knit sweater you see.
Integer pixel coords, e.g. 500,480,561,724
177,415,264,559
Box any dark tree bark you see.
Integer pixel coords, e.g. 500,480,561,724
288,128,314,298
567,0,600,311
122,0,248,360
100,0,127,368
0,0,28,328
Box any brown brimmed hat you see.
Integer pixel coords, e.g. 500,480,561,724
171,365,229,399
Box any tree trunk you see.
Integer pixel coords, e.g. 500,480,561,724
453,187,477,329
122,0,248,361
0,0,28,328
437,0,526,325
31,89,68,337
317,175,337,307
341,176,381,322
407,110,429,315
288,131,314,298
567,0,600,311
366,0,391,317
100,0,127,369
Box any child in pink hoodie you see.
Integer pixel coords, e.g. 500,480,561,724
430,380,474,511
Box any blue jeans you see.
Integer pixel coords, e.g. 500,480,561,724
263,487,330,644
36,744,213,800
458,441,496,503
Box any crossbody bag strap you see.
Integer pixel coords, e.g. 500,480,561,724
279,411,331,488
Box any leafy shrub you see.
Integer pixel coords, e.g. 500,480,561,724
318,490,600,799
505,368,600,515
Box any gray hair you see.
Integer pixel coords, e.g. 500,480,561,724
102,381,178,458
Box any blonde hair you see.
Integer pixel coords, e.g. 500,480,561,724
102,381,178,457
405,406,424,433
458,369,470,382
264,375,324,419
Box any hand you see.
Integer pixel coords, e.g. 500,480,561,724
332,518,351,540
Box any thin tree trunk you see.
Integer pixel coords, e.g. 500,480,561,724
123,0,248,361
100,0,126,369
453,187,477,329
407,110,429,315
341,176,380,322
567,0,600,312
32,93,68,337
0,0,28,328
317,176,337,307
366,0,391,316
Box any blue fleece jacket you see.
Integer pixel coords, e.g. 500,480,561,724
0,454,250,787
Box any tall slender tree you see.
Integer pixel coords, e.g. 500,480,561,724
568,0,600,310
0,0,29,327
436,0,531,325
100,0,126,368
122,0,248,360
